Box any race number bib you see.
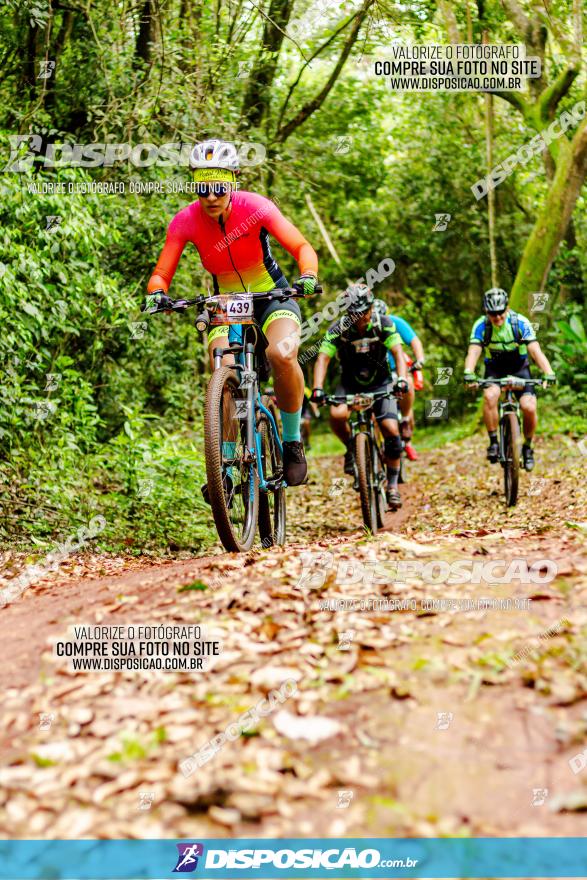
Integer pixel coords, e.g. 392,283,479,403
226,296,253,319
352,338,371,354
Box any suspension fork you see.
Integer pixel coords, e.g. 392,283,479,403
213,347,223,372
245,342,256,460
499,392,519,461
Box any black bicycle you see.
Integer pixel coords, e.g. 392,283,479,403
472,377,548,507
144,287,319,551
321,386,402,534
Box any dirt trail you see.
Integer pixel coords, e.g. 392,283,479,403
1,434,586,839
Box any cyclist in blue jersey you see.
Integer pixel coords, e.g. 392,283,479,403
464,288,556,470
372,300,425,460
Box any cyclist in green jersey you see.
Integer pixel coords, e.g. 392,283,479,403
311,285,408,510
464,288,556,470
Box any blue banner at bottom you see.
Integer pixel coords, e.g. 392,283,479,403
0,838,585,879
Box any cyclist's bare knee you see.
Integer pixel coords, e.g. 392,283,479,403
520,393,536,413
267,343,299,375
483,385,500,405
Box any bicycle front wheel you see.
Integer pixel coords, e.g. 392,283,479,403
258,396,286,547
503,411,521,507
204,366,259,552
355,431,378,534
373,442,388,530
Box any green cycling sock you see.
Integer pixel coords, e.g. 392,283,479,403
280,408,302,442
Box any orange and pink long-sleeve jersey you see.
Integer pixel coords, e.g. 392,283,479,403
147,191,318,294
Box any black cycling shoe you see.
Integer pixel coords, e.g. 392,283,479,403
201,473,234,507
343,448,355,475
386,487,402,510
522,443,535,471
487,440,499,463
283,441,307,486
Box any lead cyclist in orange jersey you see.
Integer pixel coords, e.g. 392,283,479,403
145,139,319,486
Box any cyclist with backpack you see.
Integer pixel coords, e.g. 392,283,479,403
373,299,424,460
464,288,556,470
311,285,408,510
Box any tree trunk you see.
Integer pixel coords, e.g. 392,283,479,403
239,0,293,130
276,0,374,143
135,0,156,65
510,127,587,310
24,22,38,101
45,9,75,111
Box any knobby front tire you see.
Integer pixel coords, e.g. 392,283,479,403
204,366,259,552
503,411,520,507
355,431,378,534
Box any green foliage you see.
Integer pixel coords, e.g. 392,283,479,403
0,167,214,552
107,728,166,762
178,580,209,592
550,311,587,389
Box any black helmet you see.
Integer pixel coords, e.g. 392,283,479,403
346,283,374,315
483,288,508,313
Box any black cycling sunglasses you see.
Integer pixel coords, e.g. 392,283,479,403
195,182,231,197
487,309,506,317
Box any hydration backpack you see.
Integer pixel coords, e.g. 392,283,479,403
483,310,523,347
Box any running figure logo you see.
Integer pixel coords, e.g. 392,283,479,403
433,213,451,231
173,843,205,873
530,293,549,313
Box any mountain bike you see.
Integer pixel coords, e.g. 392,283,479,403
473,377,546,507
322,386,401,534
144,287,318,552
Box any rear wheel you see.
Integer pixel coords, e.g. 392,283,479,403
258,396,286,546
502,411,521,507
355,431,378,534
204,366,258,551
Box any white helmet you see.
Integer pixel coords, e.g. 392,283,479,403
190,139,239,181
483,287,508,313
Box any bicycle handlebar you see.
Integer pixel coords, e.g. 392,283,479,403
320,386,401,407
468,376,551,390
143,286,323,315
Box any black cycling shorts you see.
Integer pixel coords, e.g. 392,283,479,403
334,382,399,422
484,362,536,397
